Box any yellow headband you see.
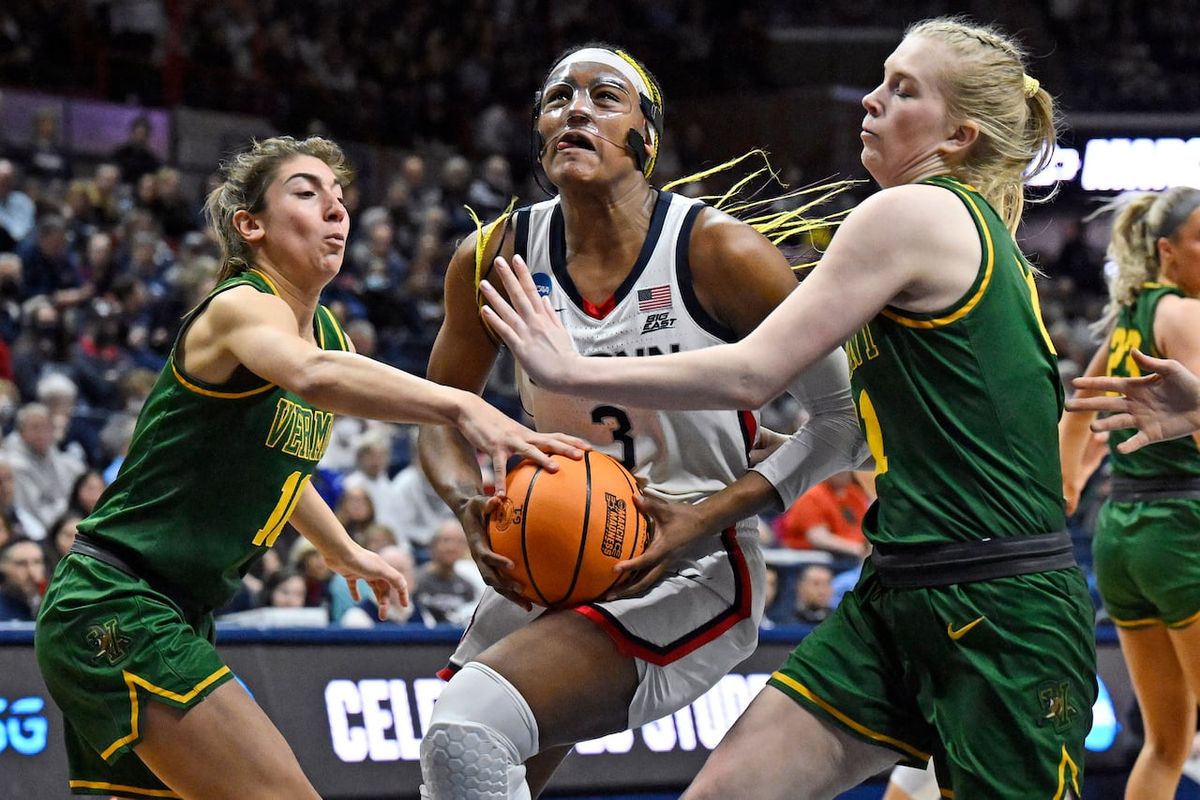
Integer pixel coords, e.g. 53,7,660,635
553,48,657,147
1022,74,1040,98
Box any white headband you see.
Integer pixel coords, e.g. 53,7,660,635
551,48,656,144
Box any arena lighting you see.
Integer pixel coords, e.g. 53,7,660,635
1080,137,1200,191
1025,146,1081,187
1026,137,1200,191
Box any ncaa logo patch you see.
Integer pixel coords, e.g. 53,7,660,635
532,273,553,298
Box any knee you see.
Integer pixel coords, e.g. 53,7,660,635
420,663,539,800
1142,733,1192,769
681,749,741,800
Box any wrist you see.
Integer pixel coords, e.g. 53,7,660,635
444,389,475,428
314,535,356,564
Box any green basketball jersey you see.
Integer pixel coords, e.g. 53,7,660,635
77,269,349,610
846,176,1065,547
1106,282,1200,478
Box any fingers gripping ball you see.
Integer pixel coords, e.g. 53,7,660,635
488,452,650,608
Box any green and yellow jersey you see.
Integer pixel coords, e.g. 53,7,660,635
847,176,1065,547
1106,282,1200,478
77,269,349,610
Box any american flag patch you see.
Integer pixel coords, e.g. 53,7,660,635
637,285,672,312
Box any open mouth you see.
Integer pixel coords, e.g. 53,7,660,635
556,130,596,151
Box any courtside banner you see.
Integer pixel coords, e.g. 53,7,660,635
0,626,1135,799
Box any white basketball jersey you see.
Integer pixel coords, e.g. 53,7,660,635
512,190,758,505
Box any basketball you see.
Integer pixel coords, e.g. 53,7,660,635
487,452,651,608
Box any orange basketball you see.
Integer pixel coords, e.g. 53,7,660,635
487,452,650,608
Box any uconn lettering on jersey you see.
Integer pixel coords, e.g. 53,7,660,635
265,397,335,461
592,343,682,358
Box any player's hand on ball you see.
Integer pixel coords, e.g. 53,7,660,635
457,396,589,494
461,494,533,611
609,495,714,599
479,255,581,392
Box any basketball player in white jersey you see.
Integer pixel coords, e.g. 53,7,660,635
417,44,867,799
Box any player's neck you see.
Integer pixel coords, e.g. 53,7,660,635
249,257,320,329
558,177,656,257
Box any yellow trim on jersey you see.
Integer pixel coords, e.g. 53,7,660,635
770,671,931,762
99,666,233,760
68,780,181,798
171,363,274,400
247,268,280,295
1053,744,1081,799
940,790,955,798
880,184,995,329
319,305,348,351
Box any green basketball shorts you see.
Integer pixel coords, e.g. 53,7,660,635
35,553,234,799
1093,498,1200,628
768,563,1096,799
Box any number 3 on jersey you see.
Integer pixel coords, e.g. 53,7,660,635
591,405,636,469
856,389,888,476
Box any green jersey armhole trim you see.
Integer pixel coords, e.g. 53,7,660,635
880,178,994,329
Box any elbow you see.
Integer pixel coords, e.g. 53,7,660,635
288,350,341,404
736,371,788,409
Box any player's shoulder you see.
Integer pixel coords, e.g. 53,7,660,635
1155,292,1200,335
204,280,287,324
685,202,794,289
854,183,961,223
839,183,973,253
448,212,520,282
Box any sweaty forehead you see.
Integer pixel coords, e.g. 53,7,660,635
544,60,633,91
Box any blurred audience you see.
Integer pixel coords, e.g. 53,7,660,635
413,520,481,627
793,564,836,625
0,536,45,621
774,471,871,573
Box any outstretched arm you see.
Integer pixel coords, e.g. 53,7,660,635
1069,294,1200,453
606,209,867,597
289,482,407,620
480,187,948,410
200,285,587,491
1070,355,1200,453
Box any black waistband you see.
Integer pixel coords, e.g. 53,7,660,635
870,531,1075,589
1110,475,1200,503
70,533,205,616
70,532,138,576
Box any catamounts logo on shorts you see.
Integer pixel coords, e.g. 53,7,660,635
86,618,132,665
601,493,627,558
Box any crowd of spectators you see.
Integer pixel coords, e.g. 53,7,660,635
0,1,1142,629
1,1,1193,157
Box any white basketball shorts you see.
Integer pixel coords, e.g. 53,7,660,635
440,522,765,728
